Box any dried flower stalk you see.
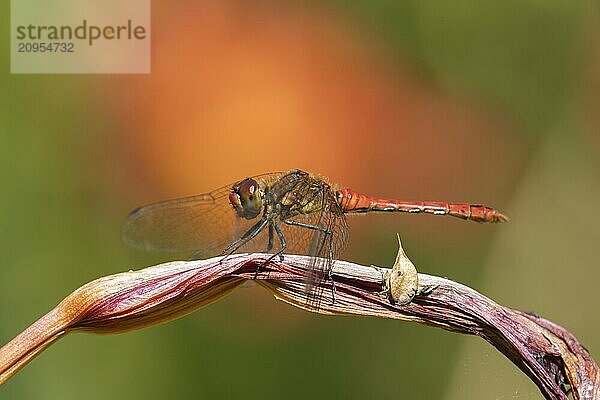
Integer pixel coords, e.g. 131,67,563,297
0,244,597,399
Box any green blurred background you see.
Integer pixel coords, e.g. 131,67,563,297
2,1,599,398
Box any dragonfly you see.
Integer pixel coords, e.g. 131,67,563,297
122,169,507,303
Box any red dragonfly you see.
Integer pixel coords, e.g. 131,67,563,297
123,169,507,297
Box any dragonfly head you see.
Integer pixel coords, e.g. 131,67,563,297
229,178,264,219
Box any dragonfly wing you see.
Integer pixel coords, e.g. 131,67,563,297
267,184,349,309
304,197,349,309
122,185,240,254
122,172,289,257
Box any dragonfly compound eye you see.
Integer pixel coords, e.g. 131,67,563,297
229,178,263,219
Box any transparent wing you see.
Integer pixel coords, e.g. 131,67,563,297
216,205,348,258
304,190,349,309
122,185,238,254
121,172,286,256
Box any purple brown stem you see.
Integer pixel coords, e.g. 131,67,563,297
0,253,597,399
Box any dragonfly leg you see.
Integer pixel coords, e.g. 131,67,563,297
254,221,287,279
272,222,287,262
265,222,287,263
266,223,274,253
284,218,338,306
221,217,269,259
283,219,332,235
310,228,336,304
327,232,336,304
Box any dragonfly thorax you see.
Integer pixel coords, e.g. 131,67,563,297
229,178,264,219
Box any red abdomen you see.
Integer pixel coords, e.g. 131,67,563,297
335,188,508,223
